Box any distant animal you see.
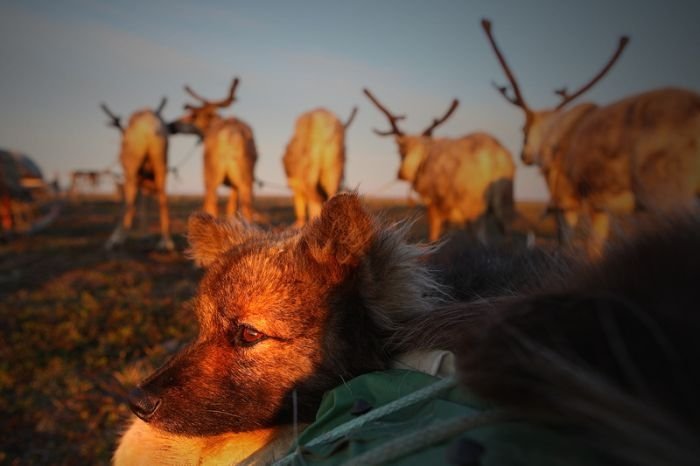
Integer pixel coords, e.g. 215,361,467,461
363,88,515,242
481,18,700,256
283,106,357,227
100,98,174,251
68,170,121,200
169,77,258,221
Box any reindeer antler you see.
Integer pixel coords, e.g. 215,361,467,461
363,88,405,136
154,97,167,116
100,103,124,133
184,77,240,108
422,99,459,136
554,36,629,110
481,19,531,114
344,106,358,129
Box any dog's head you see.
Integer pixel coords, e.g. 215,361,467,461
127,193,441,435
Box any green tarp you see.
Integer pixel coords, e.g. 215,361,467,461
277,370,598,466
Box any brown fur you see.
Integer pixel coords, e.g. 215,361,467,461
399,212,700,466
364,89,515,241
483,20,700,256
115,193,446,464
283,108,354,226
103,106,174,250
170,79,258,220
399,132,516,242
528,89,700,253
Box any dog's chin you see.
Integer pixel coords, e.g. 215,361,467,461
147,414,271,437
114,418,299,466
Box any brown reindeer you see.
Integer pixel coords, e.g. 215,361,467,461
282,106,357,227
101,98,174,251
481,19,700,256
364,89,515,242
169,78,258,220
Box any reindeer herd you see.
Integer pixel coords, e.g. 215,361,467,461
98,19,699,257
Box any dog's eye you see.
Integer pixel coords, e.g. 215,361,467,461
239,326,266,346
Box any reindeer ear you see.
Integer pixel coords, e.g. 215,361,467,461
186,212,257,267
301,193,376,276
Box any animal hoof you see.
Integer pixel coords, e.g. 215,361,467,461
104,237,123,250
157,237,175,251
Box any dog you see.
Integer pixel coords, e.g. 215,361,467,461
115,193,699,465
114,192,451,464
400,213,700,466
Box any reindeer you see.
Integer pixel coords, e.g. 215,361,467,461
481,19,700,256
363,89,515,242
282,106,358,227
169,78,258,220
100,98,174,251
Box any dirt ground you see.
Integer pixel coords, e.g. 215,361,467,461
0,195,552,465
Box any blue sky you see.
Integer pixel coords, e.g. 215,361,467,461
1,0,698,200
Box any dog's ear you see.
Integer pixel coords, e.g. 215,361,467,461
301,193,375,279
186,212,258,267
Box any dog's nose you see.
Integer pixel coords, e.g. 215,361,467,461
128,387,161,421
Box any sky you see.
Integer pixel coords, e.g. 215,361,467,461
1,0,698,200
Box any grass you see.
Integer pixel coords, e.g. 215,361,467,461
0,194,550,465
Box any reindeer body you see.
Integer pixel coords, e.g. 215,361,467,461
170,78,258,220
201,116,258,220
400,133,515,241
531,89,700,250
283,108,355,226
482,19,700,256
103,103,174,251
566,88,700,210
364,88,514,241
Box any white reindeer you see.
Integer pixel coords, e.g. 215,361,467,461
282,107,357,226
364,89,515,242
100,98,174,251
481,19,700,256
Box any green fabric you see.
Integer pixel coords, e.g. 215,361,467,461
282,370,599,466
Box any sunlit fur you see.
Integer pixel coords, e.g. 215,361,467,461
393,132,515,242
105,109,174,251
173,104,258,221
114,193,448,464
283,108,348,226
523,88,700,256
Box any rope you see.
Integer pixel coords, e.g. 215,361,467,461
273,376,457,466
365,178,399,197
341,409,509,466
255,178,291,192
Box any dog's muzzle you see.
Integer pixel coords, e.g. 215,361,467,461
128,387,161,422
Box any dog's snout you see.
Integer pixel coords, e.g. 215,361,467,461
128,387,161,422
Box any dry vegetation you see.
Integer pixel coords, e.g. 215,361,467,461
0,195,550,465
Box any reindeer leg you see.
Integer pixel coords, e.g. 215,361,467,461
238,184,254,222
587,209,610,259
427,203,443,242
557,209,579,245
106,175,137,249
306,185,324,222
153,162,173,252
292,188,307,228
203,178,219,217
226,187,239,218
